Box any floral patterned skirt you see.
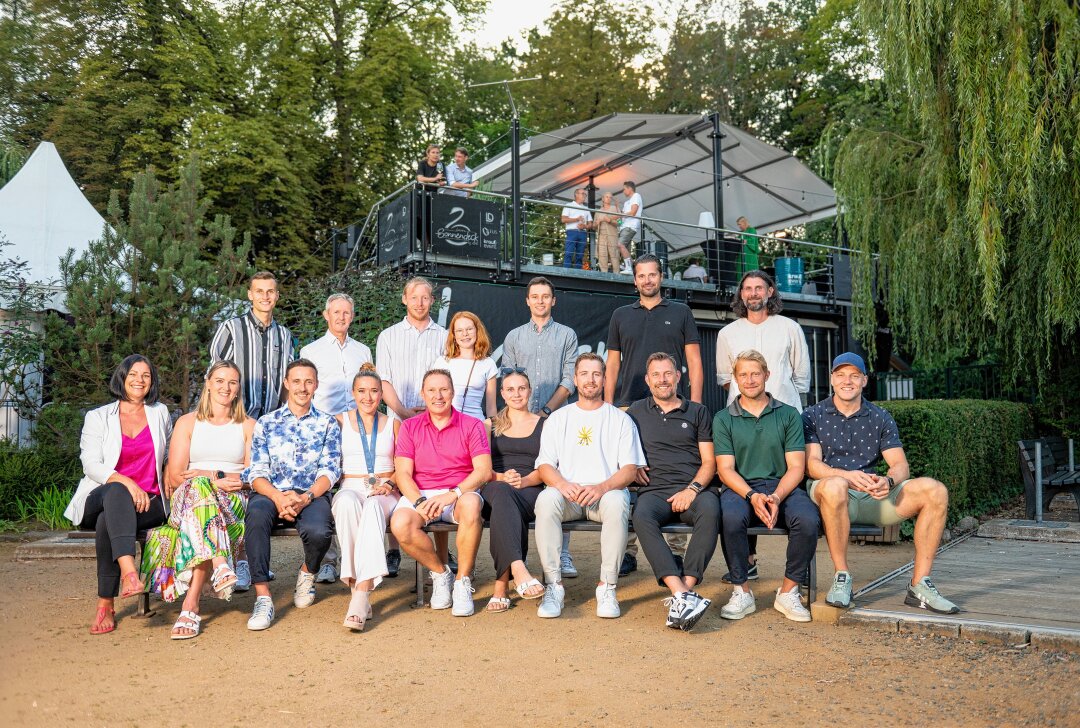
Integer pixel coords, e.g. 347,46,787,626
140,477,247,602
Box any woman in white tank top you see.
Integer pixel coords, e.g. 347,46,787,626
140,362,256,640
333,363,400,630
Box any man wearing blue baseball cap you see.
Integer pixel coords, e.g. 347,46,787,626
802,352,958,614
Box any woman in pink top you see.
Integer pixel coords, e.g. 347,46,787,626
64,355,172,635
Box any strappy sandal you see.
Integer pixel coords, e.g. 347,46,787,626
90,606,115,635
515,578,545,600
211,563,237,598
343,589,370,631
170,610,201,640
119,571,145,599
486,596,512,613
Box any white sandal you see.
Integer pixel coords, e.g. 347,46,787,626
515,578,545,600
170,610,201,640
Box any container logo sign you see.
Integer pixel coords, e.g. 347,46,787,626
435,207,479,247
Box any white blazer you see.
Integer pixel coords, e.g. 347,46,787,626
64,400,172,527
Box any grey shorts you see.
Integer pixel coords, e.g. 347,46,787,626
808,477,912,526
618,226,638,245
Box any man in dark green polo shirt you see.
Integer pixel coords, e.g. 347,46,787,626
713,349,819,623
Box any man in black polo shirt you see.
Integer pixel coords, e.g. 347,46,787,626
606,253,704,575
804,353,958,614
628,353,719,631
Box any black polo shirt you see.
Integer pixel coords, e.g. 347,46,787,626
802,397,903,474
608,298,700,406
416,159,441,191
626,396,712,492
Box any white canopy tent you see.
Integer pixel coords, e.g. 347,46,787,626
472,113,836,258
0,141,107,309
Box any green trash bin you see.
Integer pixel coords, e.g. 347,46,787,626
774,256,804,293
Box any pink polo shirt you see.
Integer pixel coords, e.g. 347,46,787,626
396,408,490,491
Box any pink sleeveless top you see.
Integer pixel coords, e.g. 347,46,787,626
115,426,159,495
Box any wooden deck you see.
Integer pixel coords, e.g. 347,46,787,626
849,536,1080,633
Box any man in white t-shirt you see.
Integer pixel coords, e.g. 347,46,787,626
534,353,645,619
560,187,593,269
617,181,643,274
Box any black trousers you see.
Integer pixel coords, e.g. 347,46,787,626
79,481,166,598
720,481,819,586
632,487,720,586
482,482,542,578
245,492,333,583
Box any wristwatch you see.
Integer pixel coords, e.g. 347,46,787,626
744,490,756,503
541,406,553,417
215,470,226,480
688,481,703,494
886,476,896,488
413,496,428,507
300,489,314,503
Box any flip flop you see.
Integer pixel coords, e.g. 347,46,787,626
486,596,511,613
515,578,544,600
170,610,201,640
90,607,115,635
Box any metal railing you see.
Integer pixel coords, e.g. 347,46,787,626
0,399,35,447
874,364,1034,402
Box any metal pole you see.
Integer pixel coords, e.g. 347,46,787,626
587,175,596,269
710,111,724,232
1035,440,1043,523
511,115,522,281
1069,438,1075,470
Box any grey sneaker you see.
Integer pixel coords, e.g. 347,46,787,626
905,577,959,614
451,576,475,617
386,549,401,578
316,562,339,584
537,582,565,618
430,568,453,610
720,586,756,620
826,570,852,608
247,595,275,630
293,569,316,608
560,551,579,578
773,586,812,622
234,560,251,592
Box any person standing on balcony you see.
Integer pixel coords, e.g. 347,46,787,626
736,216,760,276
594,192,621,273
560,187,592,269
415,144,445,247
618,182,644,274
445,147,478,198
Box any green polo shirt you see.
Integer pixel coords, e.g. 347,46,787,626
712,395,804,482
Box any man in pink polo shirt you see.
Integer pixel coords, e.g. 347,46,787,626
390,368,492,617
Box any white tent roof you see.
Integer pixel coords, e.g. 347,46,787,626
0,141,106,304
473,113,836,257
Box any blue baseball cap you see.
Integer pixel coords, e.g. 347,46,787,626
831,352,867,374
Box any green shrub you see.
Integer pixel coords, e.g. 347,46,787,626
0,404,84,523
879,399,1034,527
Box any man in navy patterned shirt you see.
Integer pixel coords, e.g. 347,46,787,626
803,353,958,614
243,359,343,630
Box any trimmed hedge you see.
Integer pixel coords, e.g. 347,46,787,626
879,399,1033,527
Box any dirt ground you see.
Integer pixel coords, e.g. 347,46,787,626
1,531,1077,728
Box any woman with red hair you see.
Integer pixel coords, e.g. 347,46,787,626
433,311,498,421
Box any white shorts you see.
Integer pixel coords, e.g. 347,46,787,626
396,488,484,525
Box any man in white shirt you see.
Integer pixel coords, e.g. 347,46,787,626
560,187,592,269
618,181,644,274
534,353,645,620
683,257,708,283
299,292,372,584
444,147,478,198
715,269,811,581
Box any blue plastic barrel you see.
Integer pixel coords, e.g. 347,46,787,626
774,257,804,293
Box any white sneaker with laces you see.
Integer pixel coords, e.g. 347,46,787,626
720,586,757,620
452,576,476,616
537,582,565,618
247,595,275,630
316,562,338,584
663,593,688,628
234,560,251,592
293,569,316,608
595,583,620,618
430,568,453,610
773,585,812,622
560,551,579,578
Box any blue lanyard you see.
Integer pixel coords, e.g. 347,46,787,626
356,411,379,484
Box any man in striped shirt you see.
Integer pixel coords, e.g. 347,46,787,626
376,276,447,420
209,271,296,421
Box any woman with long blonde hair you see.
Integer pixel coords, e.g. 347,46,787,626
140,360,256,639
433,310,498,420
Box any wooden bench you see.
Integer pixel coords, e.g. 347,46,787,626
1018,437,1079,521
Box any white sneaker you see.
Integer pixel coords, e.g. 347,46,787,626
430,568,453,610
452,576,475,617
247,595,275,630
619,261,633,274
293,569,316,608
720,586,757,620
560,551,579,578
234,560,251,592
537,582,565,618
316,562,338,584
595,583,621,619
773,586,812,622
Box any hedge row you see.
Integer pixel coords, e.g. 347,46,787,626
879,399,1033,526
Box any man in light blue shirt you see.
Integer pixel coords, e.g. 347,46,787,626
445,147,478,197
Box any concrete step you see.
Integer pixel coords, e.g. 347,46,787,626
14,534,95,560
976,518,1080,543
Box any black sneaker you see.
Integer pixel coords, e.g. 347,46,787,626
619,552,638,577
672,554,685,577
447,551,458,573
386,549,401,578
721,560,758,584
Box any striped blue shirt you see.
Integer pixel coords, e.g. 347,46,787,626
210,311,295,419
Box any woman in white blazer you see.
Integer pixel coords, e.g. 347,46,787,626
65,354,172,635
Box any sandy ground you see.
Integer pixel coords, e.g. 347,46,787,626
1,531,1076,728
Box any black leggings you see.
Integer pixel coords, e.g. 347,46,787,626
79,482,165,598
482,482,542,579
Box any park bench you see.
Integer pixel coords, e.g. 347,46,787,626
1018,437,1080,521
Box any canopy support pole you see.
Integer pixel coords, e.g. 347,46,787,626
710,111,724,232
